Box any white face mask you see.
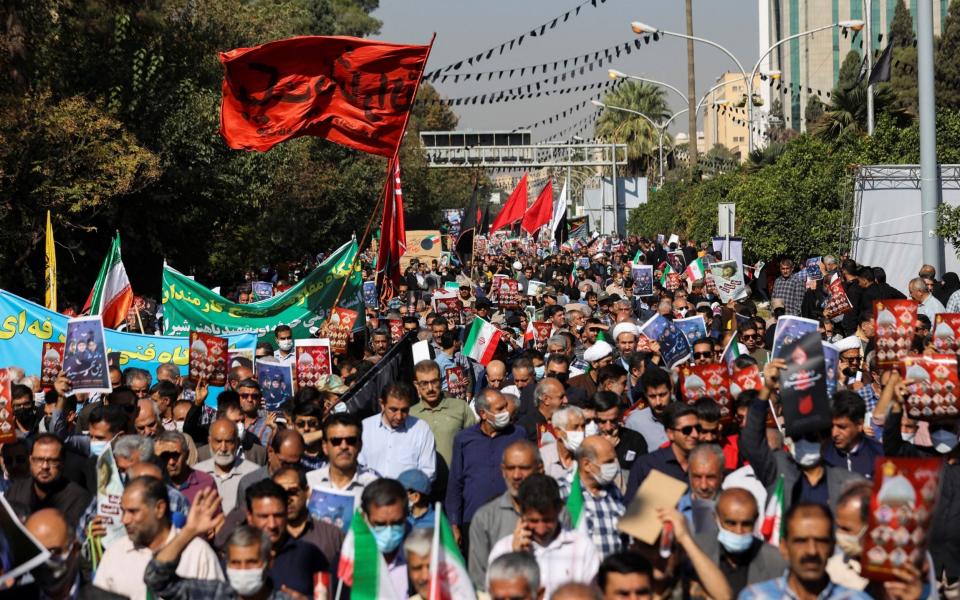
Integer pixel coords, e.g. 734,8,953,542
174,421,185,433
592,461,620,486
901,431,916,443
787,437,822,467
562,430,585,453
236,422,246,440
584,421,600,437
488,410,511,430
278,339,294,352
931,429,959,454
227,566,265,596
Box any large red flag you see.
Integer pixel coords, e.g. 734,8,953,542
376,157,407,300
219,36,431,155
521,179,553,235
491,174,528,232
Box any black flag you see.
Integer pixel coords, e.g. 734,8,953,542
480,204,491,236
553,210,568,246
455,180,479,262
868,38,894,85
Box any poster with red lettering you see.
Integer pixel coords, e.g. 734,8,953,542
875,300,918,370
823,276,854,319
862,458,942,581
189,331,228,387
295,339,333,388
445,366,467,400
328,307,358,355
40,342,65,388
899,354,960,421
678,363,732,423
0,369,15,443
932,313,960,353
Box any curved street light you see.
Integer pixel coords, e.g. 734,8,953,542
607,69,689,104
592,100,688,186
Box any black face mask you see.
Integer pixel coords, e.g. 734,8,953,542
14,407,38,431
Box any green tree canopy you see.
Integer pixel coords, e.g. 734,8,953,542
595,81,671,177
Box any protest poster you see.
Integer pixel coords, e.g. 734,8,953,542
526,280,545,297
633,265,654,296
677,363,732,423
163,239,364,342
932,313,960,353
256,360,294,411
0,370,13,444
667,234,679,246
307,488,355,533
899,354,960,421
639,315,692,368
40,341,64,388
96,446,127,548
667,251,686,273
710,260,748,303
492,278,521,309
577,257,590,270
704,273,718,296
862,458,942,581
62,316,111,394
362,281,378,309
432,296,463,326
731,365,764,398
295,339,332,389
251,281,273,301
779,331,830,437
532,322,552,345
662,269,682,292
400,230,442,270
675,316,708,347
823,341,839,400
804,257,823,280
771,315,820,360
0,493,51,582
474,235,488,257
189,331,228,387
875,300,918,370
445,366,467,399
388,319,403,343
327,307,358,355
823,277,853,320
443,281,460,293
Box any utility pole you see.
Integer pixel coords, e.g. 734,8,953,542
917,0,942,271
865,0,874,134
685,0,698,170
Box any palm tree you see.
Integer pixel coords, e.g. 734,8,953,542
594,81,671,176
810,50,902,140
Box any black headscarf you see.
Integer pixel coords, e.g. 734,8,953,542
935,272,960,305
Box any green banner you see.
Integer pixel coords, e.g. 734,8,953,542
162,240,364,341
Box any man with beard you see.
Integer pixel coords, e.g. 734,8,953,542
194,418,261,514
5,434,89,526
612,322,640,372
626,403,701,501
740,503,870,599
624,368,673,450
94,477,222,600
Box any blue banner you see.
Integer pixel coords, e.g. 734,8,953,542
0,290,256,384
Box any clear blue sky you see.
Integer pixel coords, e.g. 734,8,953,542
374,0,759,139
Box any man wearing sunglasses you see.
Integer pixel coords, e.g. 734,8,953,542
306,413,379,500
738,323,769,366
625,403,702,502
691,338,717,367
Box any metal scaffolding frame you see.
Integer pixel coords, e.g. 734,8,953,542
421,142,628,169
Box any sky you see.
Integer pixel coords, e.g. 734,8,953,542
374,0,759,139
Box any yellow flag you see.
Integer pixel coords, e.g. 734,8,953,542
45,210,56,311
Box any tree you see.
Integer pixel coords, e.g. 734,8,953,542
804,94,825,126
766,98,797,144
937,0,960,109
594,81,671,176
888,0,918,114
812,50,901,141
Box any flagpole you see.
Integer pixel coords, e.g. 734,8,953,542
428,503,442,600
329,33,437,320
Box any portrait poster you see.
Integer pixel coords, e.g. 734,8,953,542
188,331,228,387
61,316,111,394
295,339,333,389
256,360,294,411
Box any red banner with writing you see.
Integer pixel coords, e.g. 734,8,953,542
220,36,431,155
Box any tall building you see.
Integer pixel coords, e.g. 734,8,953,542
761,0,950,131
702,72,763,161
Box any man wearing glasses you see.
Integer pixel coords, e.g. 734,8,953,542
236,379,274,447
625,403,702,501
6,433,90,526
306,413,379,500
691,337,717,367
738,323,769,366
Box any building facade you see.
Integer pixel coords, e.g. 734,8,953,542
702,72,763,161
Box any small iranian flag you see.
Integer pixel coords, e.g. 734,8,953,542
761,474,785,545
632,250,642,265
82,233,133,330
337,509,401,599
684,257,706,282
566,470,589,535
429,505,478,600
523,320,536,346
464,317,502,365
721,332,743,368
659,263,675,286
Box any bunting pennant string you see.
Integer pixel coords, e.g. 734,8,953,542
419,78,618,107
423,0,616,81
512,79,624,131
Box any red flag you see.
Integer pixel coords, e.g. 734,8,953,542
376,157,407,300
521,179,553,235
491,174,528,232
219,36,431,155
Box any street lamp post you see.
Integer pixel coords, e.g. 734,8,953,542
593,100,688,187
630,19,862,151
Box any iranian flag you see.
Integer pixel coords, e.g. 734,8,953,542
523,320,536,346
684,257,706,282
566,470,589,536
429,506,478,600
721,332,743,368
761,474,785,545
83,234,133,330
337,509,401,599
464,317,502,365
632,250,642,265
659,263,676,286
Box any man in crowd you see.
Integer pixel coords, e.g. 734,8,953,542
359,382,436,480
592,391,647,475
568,341,614,399
823,391,883,479
484,360,507,391
678,443,724,535
598,552,654,600
626,402,701,501
272,465,344,568
560,436,626,557
411,359,476,469
772,259,805,316
194,418,262,514
487,552,543,600
236,378,275,448
156,430,217,505
359,478,411,595
306,413,379,499
624,368,673,450
5,433,90,526
517,377,567,446
236,429,306,503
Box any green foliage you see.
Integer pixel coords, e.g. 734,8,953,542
937,0,960,109
813,50,902,141
888,0,918,114
804,95,825,126
595,82,671,176
0,0,465,303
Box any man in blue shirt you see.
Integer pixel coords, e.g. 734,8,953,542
739,502,871,599
358,382,436,481
445,388,527,548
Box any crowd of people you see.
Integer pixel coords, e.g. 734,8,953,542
2,232,959,600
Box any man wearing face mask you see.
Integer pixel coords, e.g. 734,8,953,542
272,324,295,366
689,488,786,597
517,378,567,446
558,436,626,557
12,384,41,435
740,359,864,514
468,440,542,590
446,388,527,548
194,418,261,514
540,406,585,481
359,478,412,595
145,489,300,600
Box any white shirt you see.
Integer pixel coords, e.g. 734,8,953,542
918,293,946,323
488,528,600,599
306,464,381,500
358,414,437,480
94,527,223,600
194,457,261,514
